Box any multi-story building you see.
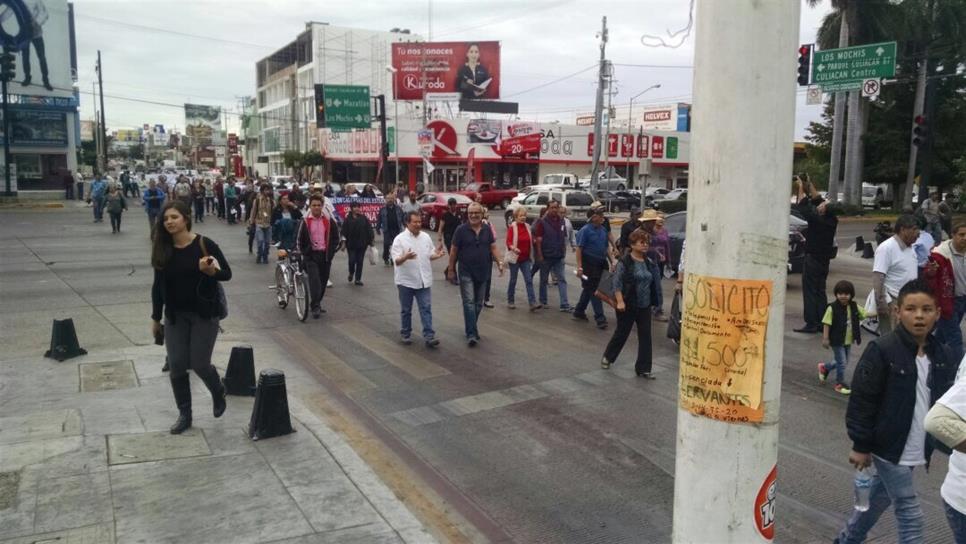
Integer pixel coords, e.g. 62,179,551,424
255,22,420,176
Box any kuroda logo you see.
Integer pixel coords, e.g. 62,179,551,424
402,74,446,91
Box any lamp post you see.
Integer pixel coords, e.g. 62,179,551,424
385,65,400,189
625,83,661,186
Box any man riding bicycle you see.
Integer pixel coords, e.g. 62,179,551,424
296,194,340,319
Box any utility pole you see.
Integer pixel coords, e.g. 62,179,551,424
673,1,798,542
602,80,615,181
92,81,101,173
826,18,849,203
376,94,389,191
97,51,106,173
916,76,938,206
589,16,608,193
1,47,13,196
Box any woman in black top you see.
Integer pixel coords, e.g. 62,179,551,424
151,200,232,434
456,43,491,99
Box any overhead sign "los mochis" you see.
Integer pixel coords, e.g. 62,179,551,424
811,41,897,88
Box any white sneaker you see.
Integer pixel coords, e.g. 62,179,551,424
326,280,333,287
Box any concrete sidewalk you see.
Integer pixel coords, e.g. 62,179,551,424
0,337,439,544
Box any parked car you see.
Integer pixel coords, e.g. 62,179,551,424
418,192,473,231
661,188,688,201
457,182,519,209
645,187,670,198
594,190,634,212
577,170,628,191
662,211,808,275
504,189,594,228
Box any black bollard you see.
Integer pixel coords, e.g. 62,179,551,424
223,345,256,396
44,318,87,361
854,235,864,252
862,242,875,259
249,369,294,441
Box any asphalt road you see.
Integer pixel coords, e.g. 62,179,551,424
0,205,955,543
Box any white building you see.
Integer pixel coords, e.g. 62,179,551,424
255,22,421,176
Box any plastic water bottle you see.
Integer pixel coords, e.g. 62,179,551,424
853,465,876,512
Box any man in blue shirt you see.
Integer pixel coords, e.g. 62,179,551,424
142,179,166,233
574,207,610,328
89,174,107,223
447,203,505,346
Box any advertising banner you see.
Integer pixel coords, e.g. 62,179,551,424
466,118,501,145
79,120,94,141
498,121,540,158
185,104,221,146
228,133,238,154
391,41,501,100
678,274,772,423
0,109,67,147
642,105,677,131
417,129,433,157
329,197,384,227
0,0,73,99
575,114,595,126
115,129,139,142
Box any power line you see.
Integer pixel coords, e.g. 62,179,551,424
503,64,598,98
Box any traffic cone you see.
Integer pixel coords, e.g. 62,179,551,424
223,345,256,396
862,242,875,259
248,369,294,441
854,236,864,252
44,318,87,361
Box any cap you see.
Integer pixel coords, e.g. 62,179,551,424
639,209,660,222
312,182,323,189
590,207,605,216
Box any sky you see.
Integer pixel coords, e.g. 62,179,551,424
70,0,834,139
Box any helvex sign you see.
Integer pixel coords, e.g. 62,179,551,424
811,42,896,87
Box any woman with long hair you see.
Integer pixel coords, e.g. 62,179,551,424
600,229,661,378
151,200,232,434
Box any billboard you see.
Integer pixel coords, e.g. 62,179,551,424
115,129,139,142
185,104,221,146
642,103,691,131
391,41,501,100
0,0,74,99
0,109,68,147
466,119,501,144
498,121,540,158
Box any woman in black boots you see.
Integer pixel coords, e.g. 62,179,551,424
150,200,232,434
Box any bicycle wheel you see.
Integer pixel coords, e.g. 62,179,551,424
274,264,289,309
294,272,310,322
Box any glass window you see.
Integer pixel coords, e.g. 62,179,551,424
664,212,686,234
524,193,540,205
536,194,549,206
566,192,593,206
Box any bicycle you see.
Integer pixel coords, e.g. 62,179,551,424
271,246,310,322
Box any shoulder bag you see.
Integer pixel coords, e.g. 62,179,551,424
506,223,519,264
198,236,229,320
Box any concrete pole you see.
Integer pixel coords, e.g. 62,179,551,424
589,16,607,193
903,58,927,208
827,18,849,203
672,1,798,542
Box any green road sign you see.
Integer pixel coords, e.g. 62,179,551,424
812,41,896,88
322,85,371,131
666,137,678,159
818,80,862,92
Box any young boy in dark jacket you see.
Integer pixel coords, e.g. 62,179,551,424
835,279,960,544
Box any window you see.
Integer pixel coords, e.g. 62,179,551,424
536,194,549,206
664,213,686,234
550,192,562,203
14,154,41,179
523,193,540,205
565,192,593,206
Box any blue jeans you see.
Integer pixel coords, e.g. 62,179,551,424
397,286,434,340
826,345,851,385
147,209,160,231
936,296,966,362
836,455,924,544
538,257,569,308
255,226,272,262
573,257,606,324
459,274,487,340
92,197,104,220
507,260,536,306
945,500,966,544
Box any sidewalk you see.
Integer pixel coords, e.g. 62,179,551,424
0,336,439,544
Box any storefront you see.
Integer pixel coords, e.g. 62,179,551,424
2,97,80,192
318,118,689,193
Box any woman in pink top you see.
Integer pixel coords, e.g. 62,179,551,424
506,207,540,310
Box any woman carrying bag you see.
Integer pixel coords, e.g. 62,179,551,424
151,200,232,434
506,207,540,310
600,229,661,378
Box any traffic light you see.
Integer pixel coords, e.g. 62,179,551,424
797,44,812,86
313,84,325,127
0,51,15,83
912,115,927,147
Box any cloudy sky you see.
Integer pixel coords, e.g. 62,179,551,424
70,0,834,139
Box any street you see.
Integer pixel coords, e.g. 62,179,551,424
0,204,955,543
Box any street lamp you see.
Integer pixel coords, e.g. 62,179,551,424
385,65,400,188
626,83,661,190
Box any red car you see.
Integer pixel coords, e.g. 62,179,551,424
418,192,473,231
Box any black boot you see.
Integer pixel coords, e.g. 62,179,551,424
169,374,192,434
199,367,227,418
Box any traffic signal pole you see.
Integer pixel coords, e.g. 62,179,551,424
672,1,799,542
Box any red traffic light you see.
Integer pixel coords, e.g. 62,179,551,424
914,115,925,124
799,45,811,55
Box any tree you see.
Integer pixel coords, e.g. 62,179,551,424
303,150,324,180
281,150,305,176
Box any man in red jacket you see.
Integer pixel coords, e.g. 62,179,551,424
930,221,966,359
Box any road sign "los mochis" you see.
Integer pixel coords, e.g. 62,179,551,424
811,41,896,88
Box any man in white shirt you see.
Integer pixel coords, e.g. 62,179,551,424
873,214,920,333
925,363,966,543
391,211,446,347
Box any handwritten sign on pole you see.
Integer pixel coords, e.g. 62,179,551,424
678,274,772,423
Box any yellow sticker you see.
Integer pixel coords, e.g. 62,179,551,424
678,273,772,423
